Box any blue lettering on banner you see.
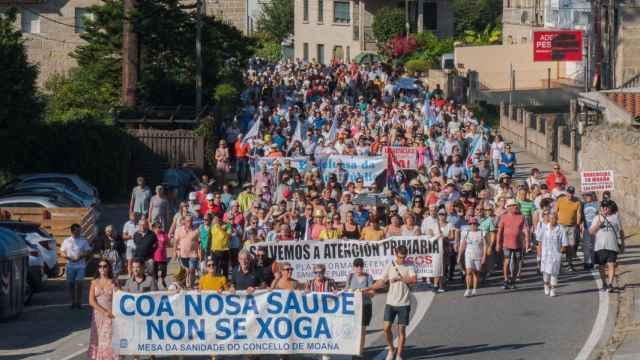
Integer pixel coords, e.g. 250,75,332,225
267,292,283,314
157,296,174,316
257,317,274,339
120,294,135,316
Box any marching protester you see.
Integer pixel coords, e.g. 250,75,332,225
88,259,119,360
61,224,91,309
590,199,625,292
345,258,376,358
458,217,486,297
372,245,416,360
497,200,530,289
229,250,265,293
555,186,582,272
174,215,199,288
198,257,228,293
536,211,567,297
122,211,138,275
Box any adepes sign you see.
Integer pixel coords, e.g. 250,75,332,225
533,31,583,62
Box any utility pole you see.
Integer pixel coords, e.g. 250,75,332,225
122,0,138,107
196,0,204,114
405,0,410,35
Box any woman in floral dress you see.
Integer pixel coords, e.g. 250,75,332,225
88,259,119,360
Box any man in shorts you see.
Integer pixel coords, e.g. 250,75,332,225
61,224,91,309
555,186,582,271
174,216,199,288
497,199,530,289
372,245,417,360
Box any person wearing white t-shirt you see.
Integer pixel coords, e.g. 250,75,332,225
490,135,505,181
371,246,417,360
589,201,625,292
122,211,138,275
61,224,92,309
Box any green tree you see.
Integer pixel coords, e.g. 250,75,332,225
46,0,255,123
372,7,405,44
452,0,502,38
0,8,43,128
257,0,293,42
463,23,502,45
411,32,454,68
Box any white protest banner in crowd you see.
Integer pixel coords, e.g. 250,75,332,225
317,155,386,186
253,157,309,175
383,146,418,170
581,170,614,192
249,236,443,282
112,290,362,356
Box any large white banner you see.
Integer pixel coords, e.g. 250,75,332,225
113,290,362,356
318,155,386,186
249,236,443,281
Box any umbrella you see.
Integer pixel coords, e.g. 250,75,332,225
395,77,420,90
354,52,381,65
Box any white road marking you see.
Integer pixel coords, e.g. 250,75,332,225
574,271,609,360
372,289,436,360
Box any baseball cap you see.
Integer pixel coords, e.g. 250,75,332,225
566,185,575,193
206,193,214,200
506,199,519,207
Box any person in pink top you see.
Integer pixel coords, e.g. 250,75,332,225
496,199,530,290
152,222,169,289
174,216,199,288
310,211,327,240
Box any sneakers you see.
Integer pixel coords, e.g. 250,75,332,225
437,287,446,293
503,281,509,290
471,288,477,296
550,288,557,297
432,286,439,293
601,283,609,292
544,284,550,296
385,348,395,360
464,289,471,297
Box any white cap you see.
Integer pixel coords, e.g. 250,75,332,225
188,192,197,201
206,193,214,200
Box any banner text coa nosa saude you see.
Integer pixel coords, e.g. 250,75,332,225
112,290,363,356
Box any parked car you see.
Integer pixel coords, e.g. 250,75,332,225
0,194,82,209
24,238,46,302
1,173,99,201
4,182,99,208
0,221,58,278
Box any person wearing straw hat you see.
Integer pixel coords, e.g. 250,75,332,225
497,199,530,290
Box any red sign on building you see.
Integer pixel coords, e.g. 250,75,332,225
533,31,583,62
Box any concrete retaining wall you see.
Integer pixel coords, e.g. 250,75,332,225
580,126,640,228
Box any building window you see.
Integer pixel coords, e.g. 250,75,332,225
318,0,324,22
21,10,40,34
303,42,309,62
423,2,437,31
317,43,325,64
303,0,309,21
333,45,344,62
75,8,93,33
334,1,350,24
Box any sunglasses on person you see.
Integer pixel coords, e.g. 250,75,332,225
207,263,215,267
98,263,109,269
282,268,293,272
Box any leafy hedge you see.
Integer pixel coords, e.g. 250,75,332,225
405,59,430,73
1,121,132,201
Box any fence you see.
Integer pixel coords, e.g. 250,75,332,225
126,129,205,186
499,101,579,170
0,207,98,267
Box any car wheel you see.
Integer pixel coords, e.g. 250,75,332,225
24,281,34,305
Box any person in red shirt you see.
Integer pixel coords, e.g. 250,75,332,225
196,184,210,217
545,163,568,191
497,199,530,290
234,133,250,185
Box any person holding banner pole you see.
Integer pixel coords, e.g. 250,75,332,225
345,258,375,359
305,264,338,360
371,245,417,360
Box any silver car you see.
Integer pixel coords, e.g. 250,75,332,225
6,173,100,201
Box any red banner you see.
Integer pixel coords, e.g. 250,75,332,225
533,31,583,62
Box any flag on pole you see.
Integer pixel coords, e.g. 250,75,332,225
327,115,338,143
465,135,485,177
386,148,403,194
242,117,261,145
288,119,306,150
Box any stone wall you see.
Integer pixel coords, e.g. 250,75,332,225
206,0,246,33
580,126,640,228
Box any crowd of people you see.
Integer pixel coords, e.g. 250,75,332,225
57,58,626,360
